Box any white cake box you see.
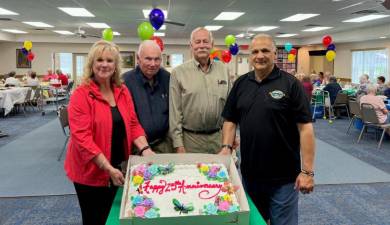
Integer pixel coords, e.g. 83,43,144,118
119,153,250,225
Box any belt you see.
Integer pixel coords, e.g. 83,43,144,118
182,127,220,135
149,137,164,146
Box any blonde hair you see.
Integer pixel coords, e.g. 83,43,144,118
82,40,122,86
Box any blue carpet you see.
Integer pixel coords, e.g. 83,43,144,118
0,119,75,197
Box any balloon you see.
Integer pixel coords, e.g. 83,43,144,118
229,43,239,55
225,35,236,47
287,53,296,62
289,48,297,55
150,36,164,51
326,50,336,61
24,41,32,51
149,8,165,30
213,57,220,61
327,43,336,51
221,50,232,63
284,42,292,52
102,28,113,41
27,51,35,61
21,48,29,56
137,22,154,40
322,35,332,47
210,48,216,55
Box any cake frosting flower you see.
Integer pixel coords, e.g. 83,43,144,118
134,205,146,217
222,194,232,202
204,203,218,215
148,164,159,175
228,205,240,213
142,198,154,207
218,201,231,211
132,175,144,186
145,208,159,218
131,195,143,206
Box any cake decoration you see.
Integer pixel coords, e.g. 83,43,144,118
172,198,195,214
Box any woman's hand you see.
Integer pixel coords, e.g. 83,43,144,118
108,167,125,186
142,148,156,156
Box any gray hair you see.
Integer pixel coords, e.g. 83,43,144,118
251,34,277,51
366,84,377,94
190,27,213,44
137,40,161,56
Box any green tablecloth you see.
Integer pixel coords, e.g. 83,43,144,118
106,187,266,225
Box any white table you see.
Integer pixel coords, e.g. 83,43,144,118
0,87,30,116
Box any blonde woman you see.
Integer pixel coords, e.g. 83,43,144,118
64,40,154,225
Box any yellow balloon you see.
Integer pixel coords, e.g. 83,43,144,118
24,40,32,51
326,50,336,61
287,53,296,62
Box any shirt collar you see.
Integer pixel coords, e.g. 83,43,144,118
249,65,281,83
192,58,213,72
135,66,160,87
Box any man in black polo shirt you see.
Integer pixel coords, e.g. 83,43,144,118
219,34,315,224
123,40,173,154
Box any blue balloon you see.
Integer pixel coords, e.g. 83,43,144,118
229,43,239,55
149,8,165,30
327,43,336,51
21,48,29,56
214,57,220,61
284,42,292,52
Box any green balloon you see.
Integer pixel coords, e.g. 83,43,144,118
225,35,236,47
102,28,113,41
137,22,154,41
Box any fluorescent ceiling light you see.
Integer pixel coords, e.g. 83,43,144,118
342,14,390,22
302,26,332,32
53,30,74,35
1,29,27,34
281,14,319,22
160,25,166,30
235,33,245,38
143,9,168,19
379,36,386,39
337,2,364,11
252,26,278,31
113,31,120,36
204,25,223,31
23,22,54,28
276,33,298,37
86,23,110,28
154,32,165,37
0,7,18,15
214,12,245,20
58,7,95,17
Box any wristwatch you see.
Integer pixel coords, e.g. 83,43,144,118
139,145,151,156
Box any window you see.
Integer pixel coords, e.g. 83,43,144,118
351,49,388,83
170,54,184,68
58,53,73,75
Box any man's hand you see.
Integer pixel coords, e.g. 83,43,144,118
176,146,186,153
294,172,314,194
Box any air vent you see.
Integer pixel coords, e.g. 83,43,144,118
276,32,286,35
0,18,12,21
352,9,380,14
34,28,45,31
305,24,322,27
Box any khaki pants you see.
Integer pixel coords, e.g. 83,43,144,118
183,130,221,154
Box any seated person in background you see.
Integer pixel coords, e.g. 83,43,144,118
360,84,390,129
377,76,386,95
56,69,69,85
26,71,39,87
356,74,370,96
322,71,331,85
302,75,313,101
4,71,20,87
311,73,321,87
323,76,342,105
42,68,57,81
318,71,324,84
384,82,390,98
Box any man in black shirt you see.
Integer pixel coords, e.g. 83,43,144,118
123,40,173,154
219,34,315,225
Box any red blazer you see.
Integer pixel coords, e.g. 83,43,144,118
64,81,145,187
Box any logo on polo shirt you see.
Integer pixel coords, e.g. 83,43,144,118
269,90,285,99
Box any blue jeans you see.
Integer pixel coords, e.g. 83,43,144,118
243,180,298,225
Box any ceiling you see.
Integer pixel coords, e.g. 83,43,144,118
1,0,390,44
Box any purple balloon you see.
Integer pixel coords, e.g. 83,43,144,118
21,48,29,56
327,43,336,51
229,43,239,55
149,8,165,30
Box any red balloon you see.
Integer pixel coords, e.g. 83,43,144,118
289,48,297,55
150,36,164,51
322,35,332,47
27,52,35,61
221,50,232,63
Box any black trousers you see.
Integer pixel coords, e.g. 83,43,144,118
74,182,118,225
